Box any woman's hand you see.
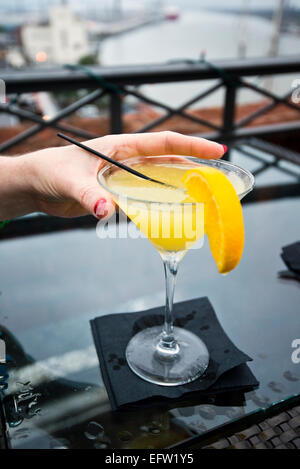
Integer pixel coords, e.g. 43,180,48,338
0,131,226,221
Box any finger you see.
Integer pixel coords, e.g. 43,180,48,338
129,131,225,159
73,180,115,220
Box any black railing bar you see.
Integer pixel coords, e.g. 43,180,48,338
235,88,296,130
249,156,300,180
234,143,300,180
44,122,97,141
0,89,106,153
234,98,278,130
109,92,123,134
8,73,222,139
40,121,97,141
3,56,300,93
244,182,300,204
0,124,44,153
222,82,237,144
233,144,276,163
176,81,224,110
3,98,298,154
238,78,300,114
0,103,98,140
135,111,221,133
251,163,273,177
246,137,300,167
135,109,221,133
0,214,97,241
133,82,223,133
233,144,280,175
134,113,178,133
126,87,221,131
272,160,300,180
234,100,274,130
197,119,300,142
126,85,213,118
64,65,222,133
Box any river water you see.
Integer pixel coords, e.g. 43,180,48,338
99,9,300,107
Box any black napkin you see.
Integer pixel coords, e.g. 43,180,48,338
90,297,258,411
279,241,300,282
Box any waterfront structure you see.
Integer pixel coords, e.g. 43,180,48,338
21,4,89,65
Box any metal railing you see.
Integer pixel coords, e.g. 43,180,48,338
1,56,300,151
0,55,300,238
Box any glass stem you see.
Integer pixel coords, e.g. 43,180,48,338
156,256,179,359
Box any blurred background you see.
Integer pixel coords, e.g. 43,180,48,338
2,1,300,69
0,0,300,152
1,2,300,449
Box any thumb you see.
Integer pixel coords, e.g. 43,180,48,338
75,182,115,220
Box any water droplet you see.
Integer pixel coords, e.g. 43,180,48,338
13,428,30,439
84,421,104,440
108,353,117,363
283,370,299,382
268,381,285,393
249,392,270,407
118,431,133,442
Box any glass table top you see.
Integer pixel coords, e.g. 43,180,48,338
0,144,300,449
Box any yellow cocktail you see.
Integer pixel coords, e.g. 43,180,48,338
104,159,246,255
106,162,204,254
98,155,254,386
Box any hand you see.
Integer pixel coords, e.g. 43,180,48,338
1,131,226,220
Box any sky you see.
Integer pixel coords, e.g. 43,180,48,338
1,0,300,12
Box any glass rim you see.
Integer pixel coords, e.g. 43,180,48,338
97,155,255,205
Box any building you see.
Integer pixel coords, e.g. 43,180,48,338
21,4,90,65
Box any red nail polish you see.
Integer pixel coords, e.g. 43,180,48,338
94,198,108,219
222,144,228,154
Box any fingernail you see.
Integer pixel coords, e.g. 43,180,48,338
222,144,228,154
94,198,108,219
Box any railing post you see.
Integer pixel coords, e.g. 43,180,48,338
110,92,122,134
222,82,237,160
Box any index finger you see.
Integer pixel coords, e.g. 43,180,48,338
130,131,226,159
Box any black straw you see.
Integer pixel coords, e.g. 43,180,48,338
57,133,170,187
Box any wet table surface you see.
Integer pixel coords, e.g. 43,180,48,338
0,145,300,449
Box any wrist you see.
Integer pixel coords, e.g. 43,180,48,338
0,154,39,220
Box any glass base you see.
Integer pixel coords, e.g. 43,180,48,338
126,326,209,386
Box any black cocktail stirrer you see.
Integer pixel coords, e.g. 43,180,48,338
57,133,177,188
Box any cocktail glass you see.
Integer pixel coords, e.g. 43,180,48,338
98,155,254,386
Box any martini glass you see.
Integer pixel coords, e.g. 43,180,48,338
98,155,254,386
